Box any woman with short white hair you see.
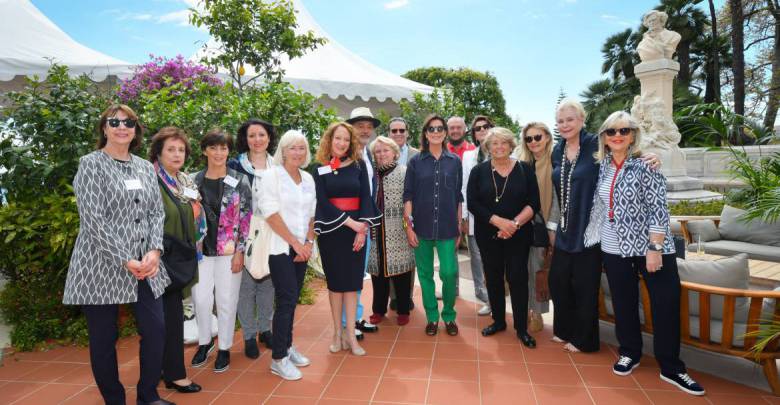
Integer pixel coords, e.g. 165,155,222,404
367,136,416,326
259,130,317,381
584,111,704,395
467,127,540,348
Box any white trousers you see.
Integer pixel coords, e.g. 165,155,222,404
191,255,241,350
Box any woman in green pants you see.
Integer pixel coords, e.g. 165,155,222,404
403,114,463,337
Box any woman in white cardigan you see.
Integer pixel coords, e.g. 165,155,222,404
259,130,317,381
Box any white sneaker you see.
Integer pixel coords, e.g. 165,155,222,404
288,345,311,367
477,304,491,316
270,356,302,381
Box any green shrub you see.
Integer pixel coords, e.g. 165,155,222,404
669,199,725,216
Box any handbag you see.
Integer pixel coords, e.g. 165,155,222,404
159,180,198,292
244,214,273,281
518,161,551,248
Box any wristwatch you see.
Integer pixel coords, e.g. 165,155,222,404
648,243,663,251
305,239,314,245
514,220,520,229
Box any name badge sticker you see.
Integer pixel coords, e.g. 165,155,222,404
124,179,142,190
224,175,239,188
317,165,332,176
183,187,199,199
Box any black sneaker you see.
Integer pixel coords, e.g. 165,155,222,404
356,319,378,332
612,355,640,376
259,330,273,349
190,338,215,367
660,372,705,396
214,350,230,373
244,337,259,359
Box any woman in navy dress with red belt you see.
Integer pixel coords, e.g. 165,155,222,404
314,122,381,356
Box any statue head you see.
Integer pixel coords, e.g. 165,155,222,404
642,10,668,32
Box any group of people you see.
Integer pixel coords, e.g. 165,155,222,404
62,98,705,405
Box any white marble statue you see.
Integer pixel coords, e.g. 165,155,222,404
637,10,681,62
631,94,682,150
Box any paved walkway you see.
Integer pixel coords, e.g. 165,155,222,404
0,279,776,404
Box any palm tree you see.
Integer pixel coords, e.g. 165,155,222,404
654,0,710,84
601,29,641,81
690,32,732,103
581,78,639,132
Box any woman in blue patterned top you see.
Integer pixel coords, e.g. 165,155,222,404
584,111,704,396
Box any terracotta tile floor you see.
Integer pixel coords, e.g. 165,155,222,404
1,280,777,405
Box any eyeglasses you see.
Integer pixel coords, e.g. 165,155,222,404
603,127,633,137
473,124,492,132
524,134,543,143
390,128,407,134
426,125,446,133
107,118,137,128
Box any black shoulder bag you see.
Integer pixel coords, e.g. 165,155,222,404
159,179,198,292
518,161,550,248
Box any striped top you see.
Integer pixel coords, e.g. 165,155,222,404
597,163,622,255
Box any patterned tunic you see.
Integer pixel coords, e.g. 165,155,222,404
368,165,415,277
63,151,170,305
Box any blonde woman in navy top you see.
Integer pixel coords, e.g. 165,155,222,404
584,111,704,396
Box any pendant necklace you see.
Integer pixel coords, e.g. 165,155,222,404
491,162,511,203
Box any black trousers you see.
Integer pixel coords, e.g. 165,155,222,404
477,235,531,332
161,288,186,381
372,271,412,315
269,249,307,360
82,279,165,405
603,252,686,374
548,245,602,352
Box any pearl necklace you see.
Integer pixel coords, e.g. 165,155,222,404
560,142,580,232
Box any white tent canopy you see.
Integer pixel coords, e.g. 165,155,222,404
192,0,433,104
0,0,133,81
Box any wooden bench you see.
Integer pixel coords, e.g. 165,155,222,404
598,278,780,395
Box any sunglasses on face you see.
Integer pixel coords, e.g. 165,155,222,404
107,118,137,128
426,125,446,133
473,124,493,132
524,134,543,143
603,127,633,137
390,128,407,134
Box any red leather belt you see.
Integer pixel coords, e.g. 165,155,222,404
329,197,360,211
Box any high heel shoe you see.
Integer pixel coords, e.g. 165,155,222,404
343,337,366,356
329,330,342,353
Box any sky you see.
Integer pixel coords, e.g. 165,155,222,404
31,0,707,128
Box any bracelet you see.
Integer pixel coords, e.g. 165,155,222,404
305,239,314,245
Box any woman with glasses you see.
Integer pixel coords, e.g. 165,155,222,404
64,104,174,405
191,130,252,372
583,111,704,395
313,122,381,356
403,114,463,337
515,122,556,333
461,115,494,316
467,127,540,347
227,119,276,359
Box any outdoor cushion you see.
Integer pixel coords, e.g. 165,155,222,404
677,254,750,322
670,219,683,236
686,219,721,243
719,205,780,247
688,240,780,262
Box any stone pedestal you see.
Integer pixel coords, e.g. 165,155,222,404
635,59,680,119
634,58,722,202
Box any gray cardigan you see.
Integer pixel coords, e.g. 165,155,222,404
63,151,170,305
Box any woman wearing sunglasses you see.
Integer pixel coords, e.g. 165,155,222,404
64,104,175,405
467,127,540,348
403,114,463,337
583,111,704,395
515,122,556,333
460,115,494,316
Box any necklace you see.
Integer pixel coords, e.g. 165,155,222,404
559,142,580,232
491,161,512,203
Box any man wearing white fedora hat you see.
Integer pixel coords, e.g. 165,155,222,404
343,106,381,339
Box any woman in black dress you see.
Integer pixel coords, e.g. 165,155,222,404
467,127,540,348
313,122,381,356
